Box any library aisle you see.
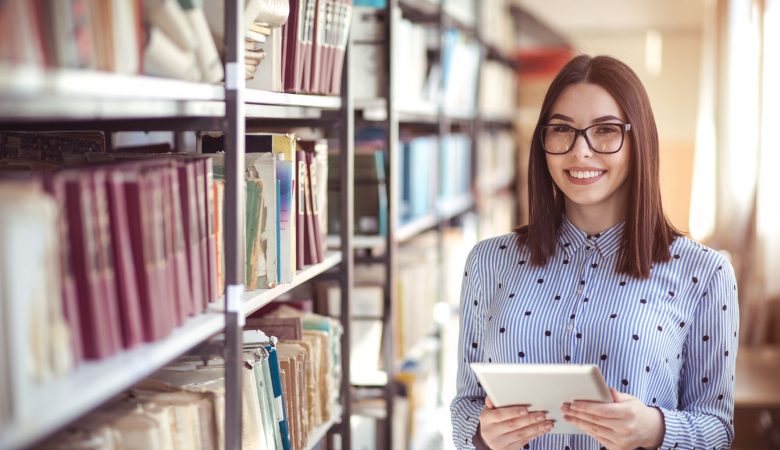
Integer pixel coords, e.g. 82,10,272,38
0,0,522,449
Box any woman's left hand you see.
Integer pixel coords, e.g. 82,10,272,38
561,388,665,450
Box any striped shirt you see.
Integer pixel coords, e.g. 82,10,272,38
451,216,739,449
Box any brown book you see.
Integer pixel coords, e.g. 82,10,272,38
203,158,218,302
296,150,307,269
245,317,303,341
303,151,321,264
278,362,297,450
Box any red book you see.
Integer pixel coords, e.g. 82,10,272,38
62,170,122,359
296,150,306,269
163,165,192,324
42,173,84,362
192,159,210,310
124,167,174,341
310,0,326,93
330,0,352,95
104,169,144,350
320,0,334,94
301,0,315,92
177,160,206,314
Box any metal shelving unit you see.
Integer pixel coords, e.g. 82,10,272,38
0,1,354,449
347,1,519,448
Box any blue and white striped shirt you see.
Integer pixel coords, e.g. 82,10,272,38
451,216,739,449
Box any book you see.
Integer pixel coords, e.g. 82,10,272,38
328,147,387,236
143,25,201,81
178,0,224,83
246,26,284,91
296,150,308,269
303,150,324,263
0,0,46,68
62,169,123,359
124,166,176,342
104,169,145,350
144,0,196,53
0,181,73,424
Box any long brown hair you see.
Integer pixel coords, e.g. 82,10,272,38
515,54,681,279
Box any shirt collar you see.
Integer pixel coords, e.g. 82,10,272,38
558,214,625,258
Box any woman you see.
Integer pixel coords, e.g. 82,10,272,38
451,55,738,450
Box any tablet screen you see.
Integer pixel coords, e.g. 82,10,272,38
470,363,612,435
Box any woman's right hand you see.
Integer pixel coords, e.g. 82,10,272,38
478,397,555,450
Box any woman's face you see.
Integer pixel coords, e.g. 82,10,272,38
544,82,632,213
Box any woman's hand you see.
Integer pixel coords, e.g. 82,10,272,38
478,396,555,450
561,388,665,450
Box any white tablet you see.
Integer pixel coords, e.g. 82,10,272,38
470,363,612,435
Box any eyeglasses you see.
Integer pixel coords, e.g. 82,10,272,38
541,123,632,154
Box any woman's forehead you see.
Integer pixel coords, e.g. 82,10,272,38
550,82,626,122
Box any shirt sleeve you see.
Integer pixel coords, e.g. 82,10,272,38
657,260,739,449
450,244,487,449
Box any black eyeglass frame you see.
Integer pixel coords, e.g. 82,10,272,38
540,122,632,155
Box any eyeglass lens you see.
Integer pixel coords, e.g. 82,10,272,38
543,124,625,154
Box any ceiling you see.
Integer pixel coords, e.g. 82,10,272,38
515,0,706,39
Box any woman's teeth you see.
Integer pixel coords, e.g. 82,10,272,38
568,170,604,179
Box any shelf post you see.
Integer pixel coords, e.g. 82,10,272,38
223,1,246,450
384,1,400,448
338,15,355,450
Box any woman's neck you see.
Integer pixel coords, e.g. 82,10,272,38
564,200,625,236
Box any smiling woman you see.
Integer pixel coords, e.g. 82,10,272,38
451,55,740,450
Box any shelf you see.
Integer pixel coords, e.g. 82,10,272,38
0,66,344,123
0,65,225,121
326,214,439,249
397,213,440,242
477,173,515,195
480,113,515,128
0,311,226,450
438,194,475,220
239,251,343,316
0,250,340,450
303,405,343,450
356,98,476,124
244,90,342,109
483,42,518,69
398,0,440,22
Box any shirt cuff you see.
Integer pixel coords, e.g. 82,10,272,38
656,407,686,449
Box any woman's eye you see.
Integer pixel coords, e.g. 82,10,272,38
595,125,619,134
552,125,573,133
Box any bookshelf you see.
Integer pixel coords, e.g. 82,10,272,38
0,2,354,450
345,0,518,448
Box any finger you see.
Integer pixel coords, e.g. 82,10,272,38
495,419,555,449
610,387,634,402
486,411,547,437
486,397,495,409
562,412,613,436
569,399,626,419
483,405,530,423
561,408,623,432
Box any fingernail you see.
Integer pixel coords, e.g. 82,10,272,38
536,415,543,422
